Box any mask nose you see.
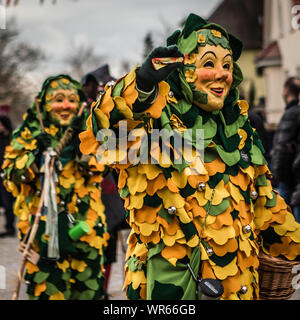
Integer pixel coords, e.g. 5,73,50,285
215,65,228,81
62,100,71,109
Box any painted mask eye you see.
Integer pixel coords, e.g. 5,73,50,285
223,63,231,70
203,61,214,68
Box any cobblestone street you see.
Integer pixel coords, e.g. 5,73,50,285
0,212,299,301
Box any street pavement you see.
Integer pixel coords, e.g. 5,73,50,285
0,213,126,300
0,212,299,300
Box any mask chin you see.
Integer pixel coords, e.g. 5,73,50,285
192,89,213,111
192,89,225,112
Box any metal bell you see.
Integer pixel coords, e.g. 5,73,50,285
168,91,174,97
206,247,214,256
250,190,258,200
239,285,248,294
107,80,115,87
167,206,177,215
243,224,252,233
198,182,206,191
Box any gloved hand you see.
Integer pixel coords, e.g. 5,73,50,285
70,113,84,133
36,133,52,152
136,45,184,92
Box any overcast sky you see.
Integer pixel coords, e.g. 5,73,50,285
5,0,221,86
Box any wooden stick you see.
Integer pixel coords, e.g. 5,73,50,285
12,186,46,300
35,98,45,133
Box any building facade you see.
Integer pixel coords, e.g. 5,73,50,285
256,0,300,124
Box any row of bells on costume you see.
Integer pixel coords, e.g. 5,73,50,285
167,182,258,217
167,180,254,296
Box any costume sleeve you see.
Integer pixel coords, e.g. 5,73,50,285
1,133,38,198
79,67,170,159
253,164,300,260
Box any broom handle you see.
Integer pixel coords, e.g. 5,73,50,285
12,186,46,300
35,98,45,133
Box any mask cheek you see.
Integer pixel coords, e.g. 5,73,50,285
195,69,215,90
225,73,233,89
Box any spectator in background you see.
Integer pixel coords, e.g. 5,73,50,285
81,64,116,107
0,109,15,237
271,77,300,222
239,94,269,161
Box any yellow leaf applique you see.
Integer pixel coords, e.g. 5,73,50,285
137,163,162,180
25,261,39,274
127,192,146,210
49,290,65,300
237,100,249,116
45,125,59,137
170,114,186,133
16,153,29,169
34,281,47,297
273,211,299,236
238,129,247,150
205,225,236,245
59,175,75,189
56,260,70,273
114,96,134,120
212,257,239,280
21,127,32,140
157,188,185,210
185,69,197,83
127,166,147,195
71,259,87,272
129,270,147,290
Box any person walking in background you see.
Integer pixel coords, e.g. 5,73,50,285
81,64,116,108
2,75,109,299
0,109,15,237
271,77,300,222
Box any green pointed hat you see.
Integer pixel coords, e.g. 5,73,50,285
167,13,243,61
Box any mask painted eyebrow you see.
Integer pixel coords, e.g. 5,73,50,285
200,51,217,60
223,53,233,60
53,92,65,98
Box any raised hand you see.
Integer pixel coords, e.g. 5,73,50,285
136,45,184,92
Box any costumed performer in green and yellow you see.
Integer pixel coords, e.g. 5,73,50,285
2,75,109,300
79,14,300,300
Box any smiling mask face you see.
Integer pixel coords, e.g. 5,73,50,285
193,44,233,111
182,27,235,112
45,78,80,126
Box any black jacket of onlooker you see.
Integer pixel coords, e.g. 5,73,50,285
271,99,300,191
